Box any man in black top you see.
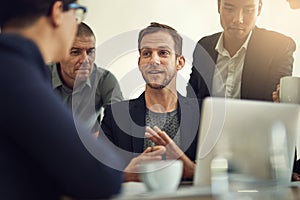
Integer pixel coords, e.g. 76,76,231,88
101,22,200,182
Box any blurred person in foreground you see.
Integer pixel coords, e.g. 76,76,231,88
50,22,123,135
0,0,122,199
100,22,200,182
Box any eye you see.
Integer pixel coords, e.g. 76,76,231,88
244,8,255,14
70,49,81,56
87,48,96,56
159,50,170,57
223,6,234,12
141,50,151,58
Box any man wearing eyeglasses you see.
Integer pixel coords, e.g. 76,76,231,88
0,0,122,199
50,22,123,135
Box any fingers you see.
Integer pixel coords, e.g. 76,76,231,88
143,145,166,155
272,83,280,103
153,126,172,142
145,126,170,146
152,145,167,153
272,91,279,103
276,83,280,91
135,146,166,164
292,173,300,181
124,145,166,179
145,126,185,160
276,84,280,102
145,126,164,145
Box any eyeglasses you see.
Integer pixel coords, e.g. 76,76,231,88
67,3,87,24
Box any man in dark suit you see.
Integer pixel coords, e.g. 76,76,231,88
187,0,296,101
100,22,200,182
187,0,297,182
0,0,122,199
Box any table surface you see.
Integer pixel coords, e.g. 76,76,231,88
112,181,300,200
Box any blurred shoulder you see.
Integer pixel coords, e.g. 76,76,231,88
198,32,222,45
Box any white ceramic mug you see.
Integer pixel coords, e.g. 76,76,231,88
139,160,183,193
280,76,300,104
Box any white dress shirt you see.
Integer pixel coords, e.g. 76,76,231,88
212,32,252,98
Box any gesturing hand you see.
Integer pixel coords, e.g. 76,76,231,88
145,126,195,178
123,145,166,182
272,84,280,103
145,126,183,160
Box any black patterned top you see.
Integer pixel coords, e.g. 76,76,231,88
143,108,180,150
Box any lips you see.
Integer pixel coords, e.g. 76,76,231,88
75,65,90,71
230,27,244,31
75,68,89,72
147,70,163,74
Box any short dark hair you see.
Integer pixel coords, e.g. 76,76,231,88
0,0,76,28
138,22,183,56
218,0,262,4
77,22,95,39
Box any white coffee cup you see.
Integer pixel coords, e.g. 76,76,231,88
139,160,183,193
280,76,300,104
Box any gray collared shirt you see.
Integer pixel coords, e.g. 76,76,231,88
50,63,123,133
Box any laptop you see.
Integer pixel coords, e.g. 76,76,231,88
193,97,300,189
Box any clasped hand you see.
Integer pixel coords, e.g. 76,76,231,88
123,126,195,181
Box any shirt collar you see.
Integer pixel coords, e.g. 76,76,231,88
51,63,63,89
50,63,92,89
215,31,253,57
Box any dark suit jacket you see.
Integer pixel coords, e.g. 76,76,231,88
101,92,201,166
187,26,296,101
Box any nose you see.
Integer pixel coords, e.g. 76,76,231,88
149,52,161,65
233,10,244,24
79,51,89,64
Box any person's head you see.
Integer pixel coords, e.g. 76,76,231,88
0,0,87,63
287,0,300,9
59,22,96,88
137,22,185,90
218,0,262,42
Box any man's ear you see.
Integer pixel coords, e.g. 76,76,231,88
257,0,263,16
176,55,185,71
218,0,221,13
49,1,64,27
138,57,141,70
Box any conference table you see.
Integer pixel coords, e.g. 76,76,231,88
112,181,300,200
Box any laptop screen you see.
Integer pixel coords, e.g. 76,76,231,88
194,97,300,187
